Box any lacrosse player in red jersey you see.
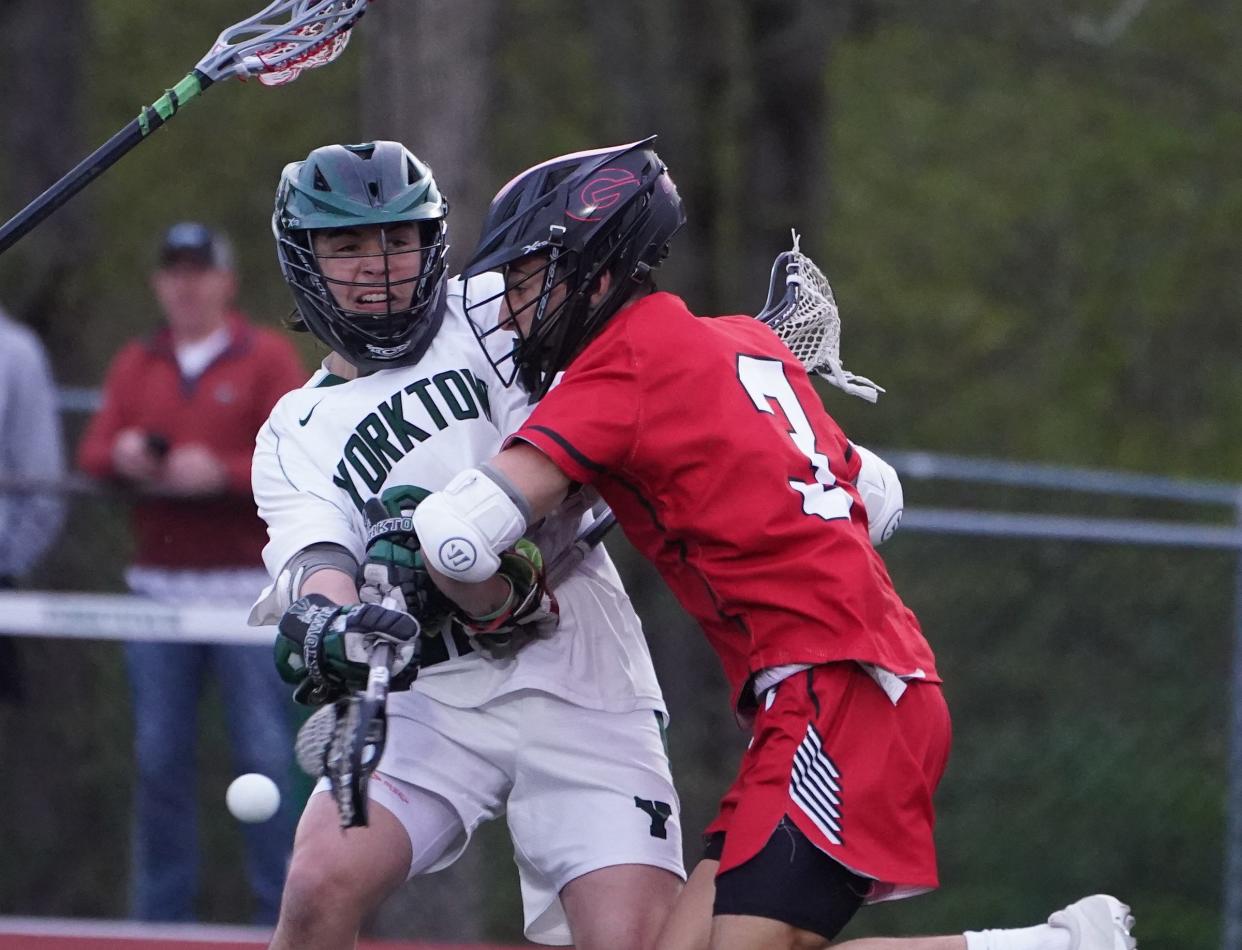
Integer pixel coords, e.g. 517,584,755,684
413,139,1138,950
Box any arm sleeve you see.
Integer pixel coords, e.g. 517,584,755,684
75,347,140,479
0,332,66,576
252,409,364,579
508,329,640,485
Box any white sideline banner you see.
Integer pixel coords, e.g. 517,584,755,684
0,591,269,645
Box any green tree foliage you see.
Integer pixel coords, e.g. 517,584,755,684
825,2,1242,478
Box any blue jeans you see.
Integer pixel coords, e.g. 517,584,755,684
125,639,295,924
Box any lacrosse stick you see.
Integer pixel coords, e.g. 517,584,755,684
329,637,392,828
293,504,618,827
546,503,616,587
755,231,884,403
0,0,370,256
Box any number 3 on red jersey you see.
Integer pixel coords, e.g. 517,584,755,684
737,355,853,523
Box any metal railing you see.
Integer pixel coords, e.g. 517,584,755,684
881,448,1242,950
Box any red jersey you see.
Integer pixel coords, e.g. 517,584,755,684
513,292,938,710
77,314,306,570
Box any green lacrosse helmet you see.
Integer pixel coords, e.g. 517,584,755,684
273,141,450,371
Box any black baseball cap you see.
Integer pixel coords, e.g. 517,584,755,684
158,222,234,270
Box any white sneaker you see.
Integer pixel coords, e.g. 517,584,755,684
1048,894,1137,950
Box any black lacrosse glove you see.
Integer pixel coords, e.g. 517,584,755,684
359,488,456,633
458,538,560,660
275,594,422,705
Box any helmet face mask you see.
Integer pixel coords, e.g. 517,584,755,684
273,141,450,372
462,137,686,399
497,246,592,394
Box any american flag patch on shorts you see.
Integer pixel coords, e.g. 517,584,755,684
790,723,843,844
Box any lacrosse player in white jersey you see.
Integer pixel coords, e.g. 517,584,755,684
249,141,684,950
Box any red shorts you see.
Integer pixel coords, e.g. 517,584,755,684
706,663,951,902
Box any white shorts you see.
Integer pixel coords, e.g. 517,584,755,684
318,687,684,945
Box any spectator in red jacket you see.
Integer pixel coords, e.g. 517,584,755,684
77,223,307,924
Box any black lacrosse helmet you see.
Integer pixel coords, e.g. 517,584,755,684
273,141,450,372
461,137,685,399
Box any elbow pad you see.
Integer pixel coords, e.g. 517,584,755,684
851,443,903,546
414,468,529,583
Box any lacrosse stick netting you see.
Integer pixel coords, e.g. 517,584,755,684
294,697,384,828
756,232,884,403
200,0,369,85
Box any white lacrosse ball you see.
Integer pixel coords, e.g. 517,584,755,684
226,773,281,823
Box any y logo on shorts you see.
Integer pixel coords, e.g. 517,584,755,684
634,797,672,839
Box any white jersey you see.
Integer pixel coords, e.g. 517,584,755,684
252,274,665,715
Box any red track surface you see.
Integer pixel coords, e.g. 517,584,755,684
0,942,505,950
0,919,523,950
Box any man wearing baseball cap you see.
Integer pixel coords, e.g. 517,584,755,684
159,220,235,270
77,222,307,923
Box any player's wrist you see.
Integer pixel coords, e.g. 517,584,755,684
461,575,518,627
458,538,559,661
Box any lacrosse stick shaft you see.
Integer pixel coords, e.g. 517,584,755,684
0,0,369,257
0,72,212,255
336,639,392,828
366,642,391,701
546,511,617,587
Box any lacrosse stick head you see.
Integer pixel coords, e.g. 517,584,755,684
330,692,387,828
198,0,369,85
756,231,884,403
295,694,389,829
294,701,336,777
274,141,450,373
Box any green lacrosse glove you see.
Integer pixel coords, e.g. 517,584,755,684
275,594,422,705
459,538,560,659
359,488,455,632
